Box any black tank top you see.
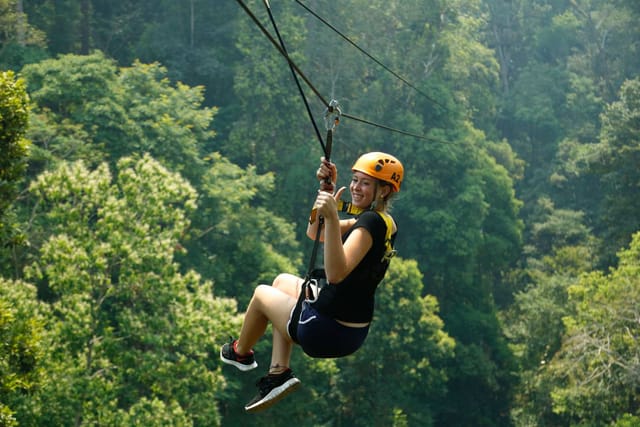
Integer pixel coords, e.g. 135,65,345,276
313,210,395,323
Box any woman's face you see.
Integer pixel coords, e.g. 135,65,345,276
349,171,378,209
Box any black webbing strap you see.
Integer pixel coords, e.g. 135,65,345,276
262,0,328,157
260,0,334,281
288,215,324,343
236,0,438,143
290,109,339,343
245,1,344,342
289,220,323,343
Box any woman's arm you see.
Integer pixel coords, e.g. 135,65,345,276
314,190,372,283
306,208,324,241
306,216,355,244
323,218,372,283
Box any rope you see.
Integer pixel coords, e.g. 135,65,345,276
341,112,433,141
294,0,446,111
234,0,444,143
259,0,334,276
262,0,328,158
234,0,331,109
235,0,436,278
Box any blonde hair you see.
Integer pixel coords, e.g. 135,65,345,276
373,181,395,212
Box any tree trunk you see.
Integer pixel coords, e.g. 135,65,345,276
80,0,90,54
190,0,195,48
16,0,25,46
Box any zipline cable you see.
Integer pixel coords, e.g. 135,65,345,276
234,0,330,108
235,0,446,143
262,0,328,158
262,0,341,277
342,112,432,141
294,0,446,111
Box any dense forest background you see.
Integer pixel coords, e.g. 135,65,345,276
1,0,639,426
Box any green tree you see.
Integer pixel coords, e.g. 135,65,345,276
18,48,302,317
20,51,119,171
335,258,455,427
0,71,29,221
225,0,312,169
0,70,31,276
441,0,501,137
393,124,522,425
127,0,242,108
0,0,47,69
485,0,639,227
14,52,229,284
20,0,82,55
24,0,244,108
503,249,596,426
15,155,237,426
21,51,215,182
527,198,593,258
587,77,640,263
503,202,598,426
0,279,47,427
548,231,640,424
184,152,303,308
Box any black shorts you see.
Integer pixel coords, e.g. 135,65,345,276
290,301,369,358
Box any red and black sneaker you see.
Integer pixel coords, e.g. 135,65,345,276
220,338,258,371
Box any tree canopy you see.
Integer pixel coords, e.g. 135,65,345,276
1,0,640,425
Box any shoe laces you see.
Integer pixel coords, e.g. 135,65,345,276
256,370,290,393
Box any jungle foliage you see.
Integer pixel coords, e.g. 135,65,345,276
1,0,639,426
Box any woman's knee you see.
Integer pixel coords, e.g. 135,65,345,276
253,283,272,300
272,273,302,295
272,273,295,289
251,284,296,321
273,274,303,299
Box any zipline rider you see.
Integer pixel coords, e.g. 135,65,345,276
220,151,404,413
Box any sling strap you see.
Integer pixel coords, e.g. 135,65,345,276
376,211,397,262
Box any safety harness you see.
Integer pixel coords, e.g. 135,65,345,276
290,205,396,344
377,210,397,262
337,201,396,261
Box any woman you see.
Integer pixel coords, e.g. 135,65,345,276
220,152,403,413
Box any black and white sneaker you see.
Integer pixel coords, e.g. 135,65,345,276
244,369,301,413
220,339,257,371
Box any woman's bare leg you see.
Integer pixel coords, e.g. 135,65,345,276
269,274,303,372
235,274,303,365
269,327,294,373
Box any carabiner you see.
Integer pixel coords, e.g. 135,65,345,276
324,99,341,132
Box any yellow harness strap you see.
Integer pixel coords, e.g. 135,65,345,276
309,200,363,224
377,211,397,262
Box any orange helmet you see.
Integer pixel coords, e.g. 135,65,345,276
352,152,404,192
